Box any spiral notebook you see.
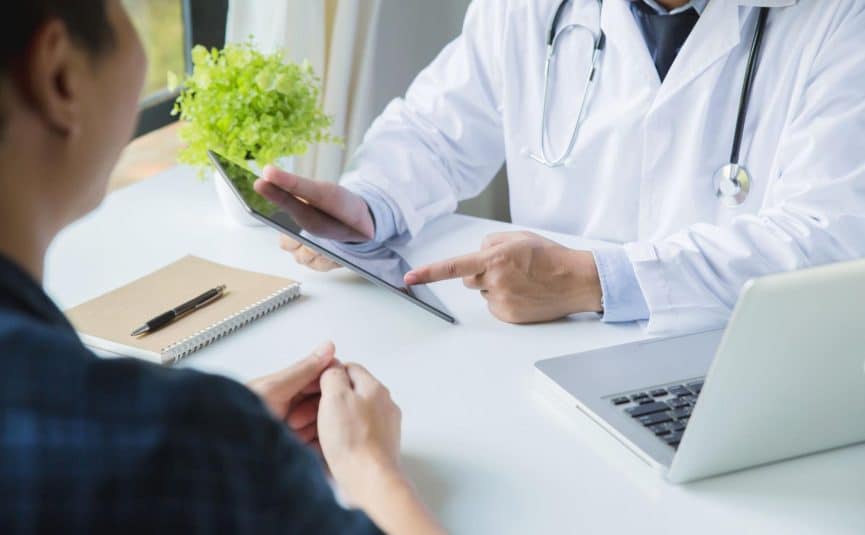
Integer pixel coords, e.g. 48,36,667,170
66,255,300,364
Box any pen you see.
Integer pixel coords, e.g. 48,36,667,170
131,284,227,336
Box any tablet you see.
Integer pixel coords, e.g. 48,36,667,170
208,150,456,324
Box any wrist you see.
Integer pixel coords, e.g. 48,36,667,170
352,464,443,535
350,459,411,513
333,451,405,508
565,249,603,314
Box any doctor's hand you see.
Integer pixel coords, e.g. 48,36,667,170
247,341,339,452
279,235,342,272
405,231,603,324
253,165,375,271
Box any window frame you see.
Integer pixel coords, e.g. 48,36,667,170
133,0,228,137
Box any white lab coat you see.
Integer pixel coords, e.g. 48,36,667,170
341,0,865,334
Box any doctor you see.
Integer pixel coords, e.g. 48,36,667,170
254,0,865,334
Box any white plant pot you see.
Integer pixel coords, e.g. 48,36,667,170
214,156,295,227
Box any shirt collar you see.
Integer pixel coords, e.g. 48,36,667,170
0,252,70,328
634,0,709,15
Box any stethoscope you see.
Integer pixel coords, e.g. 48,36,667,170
525,0,770,207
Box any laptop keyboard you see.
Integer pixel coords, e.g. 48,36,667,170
608,379,704,449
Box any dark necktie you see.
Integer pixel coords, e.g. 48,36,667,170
632,2,700,82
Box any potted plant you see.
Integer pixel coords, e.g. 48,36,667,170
170,42,337,225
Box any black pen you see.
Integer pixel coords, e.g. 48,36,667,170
131,285,227,336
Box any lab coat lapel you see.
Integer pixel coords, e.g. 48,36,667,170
601,0,660,87
652,0,742,109
653,0,798,109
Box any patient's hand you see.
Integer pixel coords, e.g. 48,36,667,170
247,341,339,452
317,364,444,534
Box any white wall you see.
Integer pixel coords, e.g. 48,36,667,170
361,0,510,222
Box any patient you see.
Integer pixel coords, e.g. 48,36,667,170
0,2,442,533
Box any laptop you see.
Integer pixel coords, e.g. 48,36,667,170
535,259,865,483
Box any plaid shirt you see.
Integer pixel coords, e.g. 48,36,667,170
0,254,382,535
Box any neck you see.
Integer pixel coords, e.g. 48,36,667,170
0,153,58,284
655,0,689,9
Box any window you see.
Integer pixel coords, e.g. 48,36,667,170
124,0,228,136
123,0,185,100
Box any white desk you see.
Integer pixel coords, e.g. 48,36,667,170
46,167,865,534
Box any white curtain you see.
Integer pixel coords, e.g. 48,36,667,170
226,0,509,221
226,0,471,182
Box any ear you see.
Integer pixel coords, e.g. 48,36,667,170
20,19,85,138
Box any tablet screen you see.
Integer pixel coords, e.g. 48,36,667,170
208,151,455,323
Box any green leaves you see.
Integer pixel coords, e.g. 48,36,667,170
171,41,339,175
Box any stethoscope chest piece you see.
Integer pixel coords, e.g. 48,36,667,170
713,163,751,207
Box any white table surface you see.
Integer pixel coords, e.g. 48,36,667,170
46,166,865,534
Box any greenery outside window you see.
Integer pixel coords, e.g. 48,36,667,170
123,0,228,137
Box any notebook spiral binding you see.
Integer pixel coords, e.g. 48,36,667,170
161,285,301,364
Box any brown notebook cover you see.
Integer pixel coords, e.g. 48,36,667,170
66,255,300,364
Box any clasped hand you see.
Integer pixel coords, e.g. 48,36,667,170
247,342,403,510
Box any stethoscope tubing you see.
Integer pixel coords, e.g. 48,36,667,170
535,0,769,207
530,0,605,167
730,7,769,165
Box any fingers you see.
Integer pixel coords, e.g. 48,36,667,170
287,395,320,430
404,250,489,285
290,244,341,272
294,246,319,265
280,235,342,272
253,178,309,213
462,274,484,290
345,363,385,397
299,357,341,396
256,180,359,241
279,235,302,253
320,366,352,397
309,255,341,272
262,165,334,207
260,166,375,241
263,341,336,398
295,421,318,444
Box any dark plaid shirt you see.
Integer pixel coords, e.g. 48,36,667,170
0,254,381,534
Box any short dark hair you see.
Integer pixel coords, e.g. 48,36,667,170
1,1,113,72
0,1,113,134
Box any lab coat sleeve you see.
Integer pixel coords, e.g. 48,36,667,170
593,247,650,323
340,0,508,239
335,185,401,254
624,7,865,335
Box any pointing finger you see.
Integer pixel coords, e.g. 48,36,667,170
404,250,489,285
